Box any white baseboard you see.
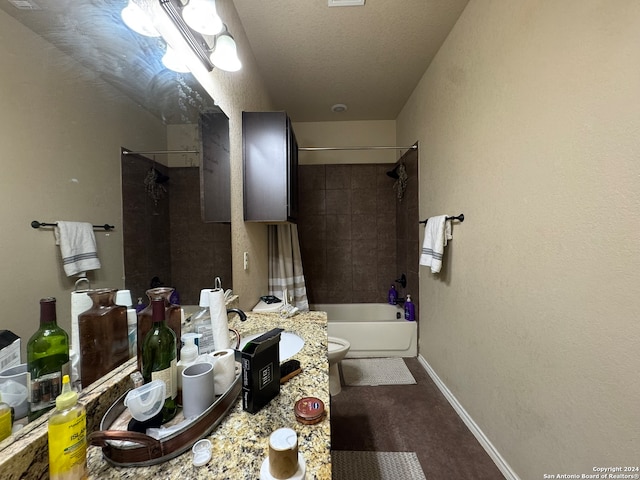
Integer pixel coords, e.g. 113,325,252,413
417,354,520,480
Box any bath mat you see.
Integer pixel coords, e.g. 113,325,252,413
332,451,427,480
341,358,417,386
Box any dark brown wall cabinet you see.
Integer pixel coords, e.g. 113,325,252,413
200,112,231,223
242,111,298,223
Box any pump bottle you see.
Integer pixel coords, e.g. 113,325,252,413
404,294,416,321
176,333,201,405
388,285,398,305
48,375,86,480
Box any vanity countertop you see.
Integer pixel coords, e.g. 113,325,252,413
0,309,330,480
87,310,331,479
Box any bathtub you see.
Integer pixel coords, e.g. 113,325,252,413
311,303,417,358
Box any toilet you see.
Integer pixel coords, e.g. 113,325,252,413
328,336,350,395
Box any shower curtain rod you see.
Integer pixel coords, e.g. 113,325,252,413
123,145,417,155
298,145,417,151
122,149,199,155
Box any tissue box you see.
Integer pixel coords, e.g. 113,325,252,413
241,328,282,414
0,330,21,372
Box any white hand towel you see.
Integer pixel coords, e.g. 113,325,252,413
419,215,452,274
54,221,101,277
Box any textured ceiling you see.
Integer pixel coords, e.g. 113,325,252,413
2,0,469,124
233,0,469,122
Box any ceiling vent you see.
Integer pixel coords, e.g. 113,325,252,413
328,0,365,6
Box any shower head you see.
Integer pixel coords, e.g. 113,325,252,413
153,169,170,184
386,165,400,179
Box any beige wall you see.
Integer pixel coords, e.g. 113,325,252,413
397,0,640,476
0,10,167,356
293,120,397,164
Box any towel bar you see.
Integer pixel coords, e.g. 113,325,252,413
31,221,115,231
419,213,464,225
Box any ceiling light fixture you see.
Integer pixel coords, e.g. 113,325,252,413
181,0,223,36
162,44,190,73
121,0,241,74
331,103,348,113
210,26,242,72
121,0,161,37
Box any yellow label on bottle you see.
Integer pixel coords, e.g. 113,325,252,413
0,408,11,442
48,410,87,480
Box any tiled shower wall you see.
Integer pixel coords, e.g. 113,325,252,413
297,164,398,304
297,158,419,308
122,158,232,306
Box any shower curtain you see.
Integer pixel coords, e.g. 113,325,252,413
268,224,309,311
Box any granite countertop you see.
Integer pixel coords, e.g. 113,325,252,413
87,310,331,480
0,308,330,480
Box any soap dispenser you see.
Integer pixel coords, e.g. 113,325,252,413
176,333,201,405
404,294,416,321
48,375,87,480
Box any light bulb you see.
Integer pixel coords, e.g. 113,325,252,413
162,45,190,73
121,0,160,37
210,34,242,72
182,0,223,36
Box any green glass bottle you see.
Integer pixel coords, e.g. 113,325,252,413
27,297,70,422
141,298,177,423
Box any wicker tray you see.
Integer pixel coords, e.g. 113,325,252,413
88,364,242,467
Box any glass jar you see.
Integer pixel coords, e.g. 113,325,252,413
78,288,128,388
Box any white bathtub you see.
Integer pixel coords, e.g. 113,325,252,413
311,303,417,358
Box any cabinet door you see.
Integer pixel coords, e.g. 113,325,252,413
286,117,299,221
200,112,231,223
243,111,297,223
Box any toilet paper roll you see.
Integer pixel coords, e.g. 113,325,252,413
212,349,235,394
208,289,230,350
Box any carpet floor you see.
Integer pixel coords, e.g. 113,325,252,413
330,357,506,480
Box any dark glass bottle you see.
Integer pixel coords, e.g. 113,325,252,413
141,299,177,423
78,288,129,388
27,297,70,422
136,287,181,371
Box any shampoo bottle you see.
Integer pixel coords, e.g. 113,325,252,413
0,392,12,442
388,285,398,305
404,294,416,321
48,375,87,480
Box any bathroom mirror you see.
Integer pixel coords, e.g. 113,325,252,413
0,1,233,312
0,0,219,124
